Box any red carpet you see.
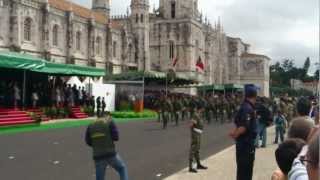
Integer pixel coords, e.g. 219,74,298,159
70,107,88,119
0,108,35,126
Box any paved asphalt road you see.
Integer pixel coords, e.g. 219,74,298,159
0,120,234,180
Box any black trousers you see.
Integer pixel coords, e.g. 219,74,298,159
236,143,255,180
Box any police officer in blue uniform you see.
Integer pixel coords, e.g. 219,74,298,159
229,85,258,180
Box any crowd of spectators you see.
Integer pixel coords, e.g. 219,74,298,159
272,97,319,180
0,79,96,109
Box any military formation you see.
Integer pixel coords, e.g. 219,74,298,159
154,92,302,130
272,94,298,124
155,93,243,129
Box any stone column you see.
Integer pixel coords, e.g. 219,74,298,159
66,10,74,64
41,2,50,60
9,1,21,51
87,18,95,66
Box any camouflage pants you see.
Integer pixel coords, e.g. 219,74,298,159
162,112,170,129
174,111,181,125
205,110,212,123
158,111,163,122
189,131,201,164
182,110,189,121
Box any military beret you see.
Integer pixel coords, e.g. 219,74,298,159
245,84,258,97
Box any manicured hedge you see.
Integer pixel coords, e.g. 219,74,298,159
111,110,157,119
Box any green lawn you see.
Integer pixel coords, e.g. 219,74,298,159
0,117,156,136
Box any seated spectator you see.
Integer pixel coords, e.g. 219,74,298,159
272,138,306,180
305,131,319,180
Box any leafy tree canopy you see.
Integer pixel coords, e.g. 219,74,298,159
270,57,317,87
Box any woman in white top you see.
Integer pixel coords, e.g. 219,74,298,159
31,86,39,108
56,86,62,107
13,83,21,109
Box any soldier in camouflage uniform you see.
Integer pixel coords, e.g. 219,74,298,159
287,98,295,122
190,96,197,118
203,96,211,124
220,97,227,124
162,97,172,129
182,96,189,121
189,103,208,173
155,96,164,122
173,96,183,126
212,97,218,123
280,97,289,122
207,96,215,124
168,96,175,123
225,98,232,123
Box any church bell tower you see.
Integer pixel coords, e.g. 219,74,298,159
92,0,110,17
131,0,150,71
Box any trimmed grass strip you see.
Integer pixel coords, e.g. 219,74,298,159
0,116,156,135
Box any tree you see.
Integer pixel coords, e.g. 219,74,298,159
270,58,314,87
281,59,294,72
303,57,311,72
301,57,311,80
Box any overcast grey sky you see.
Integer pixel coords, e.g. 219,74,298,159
73,0,319,73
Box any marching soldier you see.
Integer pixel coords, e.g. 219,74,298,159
212,97,219,123
190,96,198,118
189,103,208,173
182,96,189,121
155,96,164,122
226,98,232,123
173,96,182,126
162,97,172,129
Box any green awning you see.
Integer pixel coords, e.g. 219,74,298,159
0,51,105,77
224,84,244,90
107,71,166,81
0,51,46,70
107,71,197,86
35,62,106,77
197,84,225,91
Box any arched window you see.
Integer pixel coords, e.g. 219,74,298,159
171,1,176,19
96,36,102,55
128,44,132,62
136,14,139,23
113,41,117,57
52,25,59,46
141,14,144,23
169,41,174,59
76,31,81,50
24,18,32,41
195,40,199,58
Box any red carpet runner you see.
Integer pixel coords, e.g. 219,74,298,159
70,107,88,119
0,108,35,126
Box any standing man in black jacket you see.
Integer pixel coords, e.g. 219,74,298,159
255,97,272,148
85,113,129,180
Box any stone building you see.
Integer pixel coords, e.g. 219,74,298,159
0,0,270,96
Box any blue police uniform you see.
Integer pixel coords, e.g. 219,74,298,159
234,98,257,180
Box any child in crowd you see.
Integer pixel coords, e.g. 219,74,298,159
274,110,287,144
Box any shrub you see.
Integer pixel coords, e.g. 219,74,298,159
83,106,95,116
111,109,157,119
26,112,41,123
